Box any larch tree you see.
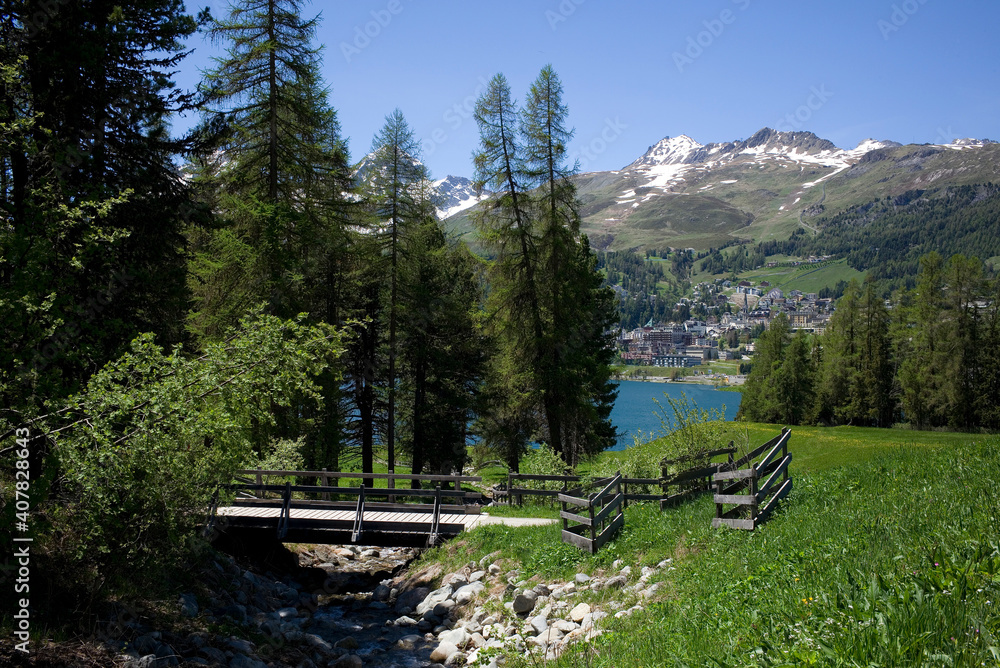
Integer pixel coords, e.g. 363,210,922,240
472,73,544,471
363,109,430,482
520,65,617,464
190,0,354,464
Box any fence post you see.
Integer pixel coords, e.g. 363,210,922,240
256,467,263,498
588,493,596,549
321,468,329,501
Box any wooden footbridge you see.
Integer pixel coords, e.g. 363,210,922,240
208,469,548,548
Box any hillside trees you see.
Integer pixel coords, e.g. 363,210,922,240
189,0,354,466
743,251,1000,431
473,67,618,467
1,1,204,417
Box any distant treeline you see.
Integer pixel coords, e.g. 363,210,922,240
739,252,1000,431
701,184,1000,289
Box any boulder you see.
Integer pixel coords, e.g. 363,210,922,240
438,627,468,647
394,586,430,614
429,641,459,663
570,603,591,623
528,614,548,635
179,593,199,618
415,586,454,617
512,590,537,615
454,582,485,605
574,573,591,585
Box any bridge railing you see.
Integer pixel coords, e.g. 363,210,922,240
231,469,483,509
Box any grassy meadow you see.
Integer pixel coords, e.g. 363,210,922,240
421,425,1000,666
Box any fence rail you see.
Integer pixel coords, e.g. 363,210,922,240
660,446,737,508
559,472,625,554
504,472,668,507
712,428,792,530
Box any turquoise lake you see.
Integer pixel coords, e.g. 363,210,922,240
607,381,741,451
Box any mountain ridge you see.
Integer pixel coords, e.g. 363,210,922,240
441,127,998,253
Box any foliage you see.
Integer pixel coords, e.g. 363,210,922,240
41,311,345,584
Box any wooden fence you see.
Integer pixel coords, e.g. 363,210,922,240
559,472,625,554
660,446,737,509
234,469,481,507
502,472,663,507
712,428,792,530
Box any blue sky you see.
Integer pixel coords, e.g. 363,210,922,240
173,0,1000,179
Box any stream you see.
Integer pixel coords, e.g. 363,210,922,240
295,544,454,668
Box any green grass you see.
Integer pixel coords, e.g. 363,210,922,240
419,428,1000,666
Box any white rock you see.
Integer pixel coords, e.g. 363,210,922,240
529,614,548,635
552,619,579,633
438,627,468,648
454,582,485,605
574,573,591,585
416,586,454,616
569,603,591,623
429,641,458,663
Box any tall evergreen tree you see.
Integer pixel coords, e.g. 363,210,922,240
520,65,617,464
813,280,861,425
190,0,351,336
896,252,948,428
364,109,430,480
472,73,544,470
737,313,791,423
190,0,353,464
857,280,894,427
2,1,203,416
398,222,487,480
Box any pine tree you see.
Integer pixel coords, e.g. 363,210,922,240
398,222,487,480
472,73,545,469
737,313,791,423
2,1,203,415
896,252,948,428
190,0,351,336
190,0,353,463
857,280,894,427
363,109,432,480
813,280,861,425
521,65,617,464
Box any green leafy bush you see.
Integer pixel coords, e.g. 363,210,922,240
44,312,345,585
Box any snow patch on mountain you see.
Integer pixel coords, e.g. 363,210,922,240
434,175,490,219
616,130,904,201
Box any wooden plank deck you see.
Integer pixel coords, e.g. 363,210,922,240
215,503,555,544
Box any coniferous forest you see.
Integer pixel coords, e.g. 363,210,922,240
739,252,1000,431
0,1,617,606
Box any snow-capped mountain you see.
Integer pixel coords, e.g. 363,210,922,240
433,175,490,219
440,128,1000,252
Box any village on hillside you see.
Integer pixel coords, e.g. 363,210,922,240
617,276,834,369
